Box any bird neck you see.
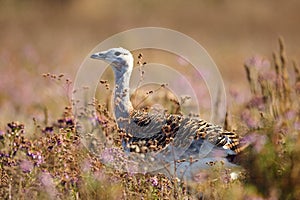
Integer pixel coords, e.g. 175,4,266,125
113,70,133,130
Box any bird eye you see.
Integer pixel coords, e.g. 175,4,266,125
114,52,121,56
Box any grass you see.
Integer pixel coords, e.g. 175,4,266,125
0,38,299,199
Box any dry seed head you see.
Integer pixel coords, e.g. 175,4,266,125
293,60,300,82
244,63,259,95
279,36,287,67
272,52,281,76
244,64,251,83
277,38,291,107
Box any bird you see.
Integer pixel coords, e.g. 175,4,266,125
90,47,242,179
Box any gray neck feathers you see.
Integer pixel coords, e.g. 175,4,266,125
113,69,133,130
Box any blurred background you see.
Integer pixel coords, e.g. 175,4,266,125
0,0,299,128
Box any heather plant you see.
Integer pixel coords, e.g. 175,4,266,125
0,38,299,199
240,38,300,199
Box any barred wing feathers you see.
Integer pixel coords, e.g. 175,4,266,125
122,110,241,159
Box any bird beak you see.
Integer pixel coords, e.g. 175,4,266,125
90,52,106,60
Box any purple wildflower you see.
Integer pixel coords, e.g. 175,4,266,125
241,133,267,153
247,96,266,111
43,126,53,134
27,151,44,166
94,170,107,182
294,121,300,130
229,88,246,104
81,159,91,172
20,159,34,173
285,110,297,120
150,176,159,187
66,118,74,126
241,110,259,129
101,148,116,164
245,55,271,71
258,70,277,83
40,172,57,199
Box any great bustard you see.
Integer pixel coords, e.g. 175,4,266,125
91,47,242,177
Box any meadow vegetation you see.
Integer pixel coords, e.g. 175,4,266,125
0,38,299,200
1,1,300,199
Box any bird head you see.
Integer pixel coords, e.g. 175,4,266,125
90,47,133,74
